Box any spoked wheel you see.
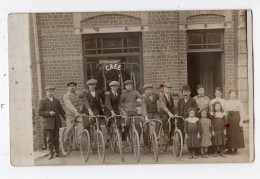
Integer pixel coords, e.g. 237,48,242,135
109,126,117,152
132,129,140,162
60,127,73,155
128,130,133,153
116,129,124,162
80,129,91,162
96,130,105,162
151,131,159,162
173,129,183,161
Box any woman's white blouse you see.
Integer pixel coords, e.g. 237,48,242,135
225,99,245,122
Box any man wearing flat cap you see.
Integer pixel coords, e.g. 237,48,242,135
176,84,199,142
104,81,122,135
141,84,172,149
80,79,104,130
38,86,65,160
119,80,142,138
159,83,178,140
63,82,84,145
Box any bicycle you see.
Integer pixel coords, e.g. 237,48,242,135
106,115,124,162
60,114,91,162
123,116,143,162
88,115,106,162
163,116,184,161
142,119,162,162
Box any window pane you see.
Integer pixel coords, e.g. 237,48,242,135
102,37,122,48
188,33,203,45
85,38,96,49
207,32,222,44
128,37,139,47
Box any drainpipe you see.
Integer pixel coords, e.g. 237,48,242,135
32,14,42,99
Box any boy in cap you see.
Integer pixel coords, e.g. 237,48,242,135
177,84,199,142
104,81,122,134
159,83,177,140
118,80,142,137
63,82,84,144
81,79,104,130
38,86,65,159
141,84,172,148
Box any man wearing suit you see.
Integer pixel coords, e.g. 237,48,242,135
159,83,176,139
38,86,65,160
142,84,172,148
104,81,122,133
177,84,199,142
63,82,84,144
81,79,104,130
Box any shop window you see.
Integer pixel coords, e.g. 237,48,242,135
82,32,143,93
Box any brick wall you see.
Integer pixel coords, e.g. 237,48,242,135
32,13,84,149
223,11,236,99
143,11,182,92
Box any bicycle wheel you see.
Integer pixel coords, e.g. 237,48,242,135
151,131,159,162
132,129,140,162
80,129,91,162
60,127,73,155
96,130,105,162
116,129,124,162
173,129,183,161
109,126,117,152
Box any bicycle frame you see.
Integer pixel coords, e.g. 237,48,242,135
167,116,185,133
143,119,162,138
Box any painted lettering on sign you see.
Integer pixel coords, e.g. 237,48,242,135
105,64,121,71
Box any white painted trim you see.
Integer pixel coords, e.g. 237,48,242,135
74,25,148,34
179,22,232,30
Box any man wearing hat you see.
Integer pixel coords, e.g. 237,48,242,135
118,80,142,137
141,84,171,149
176,84,199,142
104,81,122,134
38,86,65,159
158,83,177,140
81,79,104,130
63,82,84,145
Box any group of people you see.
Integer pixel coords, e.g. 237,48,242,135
38,79,245,160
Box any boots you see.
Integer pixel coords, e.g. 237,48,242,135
48,144,54,160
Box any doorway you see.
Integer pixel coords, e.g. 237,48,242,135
187,52,223,98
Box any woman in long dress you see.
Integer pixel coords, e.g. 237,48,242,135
225,89,245,155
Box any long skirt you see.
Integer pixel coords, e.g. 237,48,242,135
226,111,245,149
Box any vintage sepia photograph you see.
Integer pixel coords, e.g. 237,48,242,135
9,9,254,166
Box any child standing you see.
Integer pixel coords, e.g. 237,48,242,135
198,108,212,158
212,101,227,157
184,108,200,159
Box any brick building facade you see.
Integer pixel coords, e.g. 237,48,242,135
29,10,249,150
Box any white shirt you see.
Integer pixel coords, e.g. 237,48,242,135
112,91,118,97
48,97,54,102
90,91,96,97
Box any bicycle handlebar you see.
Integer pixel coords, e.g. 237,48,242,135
167,116,185,125
143,119,162,127
106,115,122,123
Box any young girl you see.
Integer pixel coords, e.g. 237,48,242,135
212,101,227,157
184,108,200,159
199,108,212,158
